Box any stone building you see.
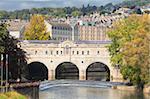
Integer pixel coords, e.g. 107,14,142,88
78,14,125,41
45,21,79,41
78,25,109,41
20,40,123,82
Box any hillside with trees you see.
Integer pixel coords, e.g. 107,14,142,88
119,0,150,8
0,0,149,20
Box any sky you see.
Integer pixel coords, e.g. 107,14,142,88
0,0,123,11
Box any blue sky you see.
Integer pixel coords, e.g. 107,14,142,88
0,0,123,11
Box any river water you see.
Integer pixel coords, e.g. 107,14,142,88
39,80,150,99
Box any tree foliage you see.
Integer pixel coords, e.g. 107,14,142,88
71,10,81,17
0,24,8,53
0,0,149,20
121,0,150,8
0,23,27,80
24,15,50,40
107,14,150,85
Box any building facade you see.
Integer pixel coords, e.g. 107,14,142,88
45,21,79,41
78,25,109,41
20,40,123,82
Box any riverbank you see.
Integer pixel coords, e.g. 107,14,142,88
143,85,150,94
112,85,150,94
0,91,27,99
0,81,40,99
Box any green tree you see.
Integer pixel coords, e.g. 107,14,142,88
24,15,50,40
107,14,150,86
0,23,8,53
71,10,81,17
0,23,27,80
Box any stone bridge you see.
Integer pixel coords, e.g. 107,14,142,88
20,40,122,82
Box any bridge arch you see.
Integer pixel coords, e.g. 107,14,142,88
28,61,48,81
86,62,110,81
55,62,79,80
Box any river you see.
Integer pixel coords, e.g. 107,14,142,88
39,80,150,99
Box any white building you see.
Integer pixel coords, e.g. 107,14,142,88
45,21,79,41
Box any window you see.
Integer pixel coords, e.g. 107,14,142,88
82,51,84,55
51,51,53,55
45,51,48,55
77,51,79,55
87,51,89,55
72,51,74,55
97,51,100,55
35,51,37,55
61,51,63,54
65,45,69,55
56,51,59,55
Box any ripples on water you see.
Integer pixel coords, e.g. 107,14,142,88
39,86,150,99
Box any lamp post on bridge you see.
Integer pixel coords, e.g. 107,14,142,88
0,53,9,93
0,54,4,92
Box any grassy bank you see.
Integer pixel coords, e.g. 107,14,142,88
0,91,27,99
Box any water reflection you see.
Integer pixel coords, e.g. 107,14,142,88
39,86,150,99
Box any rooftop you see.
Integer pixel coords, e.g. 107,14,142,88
21,40,111,44
48,21,72,28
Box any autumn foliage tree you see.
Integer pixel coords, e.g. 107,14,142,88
107,14,150,86
24,15,50,40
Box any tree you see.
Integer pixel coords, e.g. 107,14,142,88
0,23,8,53
0,23,27,80
107,14,150,86
71,10,81,17
24,15,50,40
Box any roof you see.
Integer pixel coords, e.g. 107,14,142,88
21,40,111,44
7,20,29,31
48,22,72,29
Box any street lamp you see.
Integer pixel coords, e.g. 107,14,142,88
5,54,8,92
0,54,4,92
0,54,9,93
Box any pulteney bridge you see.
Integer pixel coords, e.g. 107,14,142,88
20,40,122,82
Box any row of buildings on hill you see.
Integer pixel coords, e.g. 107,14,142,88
0,5,150,41
0,14,125,41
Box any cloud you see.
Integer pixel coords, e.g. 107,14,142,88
0,0,123,11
